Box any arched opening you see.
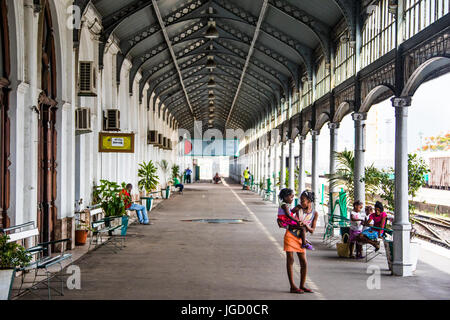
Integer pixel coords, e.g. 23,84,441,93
360,84,395,114
402,57,450,97
37,3,58,248
406,69,450,192
0,0,11,229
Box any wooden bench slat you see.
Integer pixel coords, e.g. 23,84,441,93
89,208,103,216
6,228,39,243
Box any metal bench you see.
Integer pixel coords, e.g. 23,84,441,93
262,178,275,201
88,210,125,253
1,222,72,300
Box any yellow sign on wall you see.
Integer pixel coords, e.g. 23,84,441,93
99,133,135,153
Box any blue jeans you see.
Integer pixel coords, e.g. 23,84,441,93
129,203,149,224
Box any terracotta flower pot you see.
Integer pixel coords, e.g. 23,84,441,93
75,230,88,246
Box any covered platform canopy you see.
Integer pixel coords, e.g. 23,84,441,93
73,0,358,134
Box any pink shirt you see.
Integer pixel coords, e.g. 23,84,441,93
369,212,387,236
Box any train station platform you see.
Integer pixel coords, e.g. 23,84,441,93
18,182,450,300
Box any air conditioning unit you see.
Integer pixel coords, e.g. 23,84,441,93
157,134,163,149
78,61,97,96
147,130,158,145
75,107,92,135
103,109,120,131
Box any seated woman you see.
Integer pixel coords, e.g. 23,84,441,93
213,173,221,184
173,175,184,193
356,202,388,252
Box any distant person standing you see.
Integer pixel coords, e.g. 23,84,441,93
243,167,250,189
185,168,192,184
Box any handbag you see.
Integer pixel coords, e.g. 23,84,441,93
336,233,351,258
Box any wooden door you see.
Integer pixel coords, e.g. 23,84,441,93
37,3,58,246
0,0,11,229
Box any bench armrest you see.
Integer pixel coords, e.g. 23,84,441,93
26,245,44,254
38,238,71,247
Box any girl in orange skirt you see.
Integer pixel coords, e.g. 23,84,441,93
284,191,318,294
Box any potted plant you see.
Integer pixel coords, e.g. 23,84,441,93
75,220,88,245
0,234,31,300
158,160,171,199
94,180,128,235
171,164,180,184
75,218,93,246
138,160,159,211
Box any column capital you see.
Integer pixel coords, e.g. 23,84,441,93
391,96,412,107
352,112,367,121
328,122,340,130
311,130,320,136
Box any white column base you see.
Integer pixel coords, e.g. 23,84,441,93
272,187,278,204
392,223,413,277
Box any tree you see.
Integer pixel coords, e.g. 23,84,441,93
375,153,430,216
326,150,380,203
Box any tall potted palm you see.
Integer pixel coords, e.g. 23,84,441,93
158,160,171,199
0,234,31,300
138,160,159,211
171,164,180,184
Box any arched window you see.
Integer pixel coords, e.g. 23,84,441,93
315,58,330,100
300,78,312,109
361,0,397,68
335,37,355,85
404,0,450,39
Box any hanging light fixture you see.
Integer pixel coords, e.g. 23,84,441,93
206,56,216,70
205,20,219,39
208,77,216,88
208,90,215,100
388,0,398,14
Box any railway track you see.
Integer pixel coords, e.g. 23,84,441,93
411,213,450,249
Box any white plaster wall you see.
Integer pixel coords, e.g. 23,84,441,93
5,0,183,230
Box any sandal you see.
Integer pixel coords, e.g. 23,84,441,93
290,287,304,294
300,287,313,293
